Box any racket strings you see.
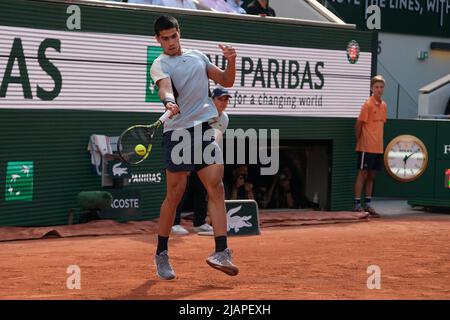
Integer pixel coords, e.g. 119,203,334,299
122,128,148,147
119,127,153,164
118,121,160,164
132,127,153,144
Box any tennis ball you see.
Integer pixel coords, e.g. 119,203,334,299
134,144,147,156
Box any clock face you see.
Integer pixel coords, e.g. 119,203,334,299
384,135,428,182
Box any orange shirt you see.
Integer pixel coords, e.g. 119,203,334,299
355,96,387,154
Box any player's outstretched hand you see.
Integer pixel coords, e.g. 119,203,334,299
219,44,236,62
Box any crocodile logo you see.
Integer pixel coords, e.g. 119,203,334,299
112,163,128,177
227,205,253,233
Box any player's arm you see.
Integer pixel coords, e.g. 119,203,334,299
355,120,363,141
211,113,229,143
355,102,369,140
207,44,236,87
156,77,180,117
212,127,223,143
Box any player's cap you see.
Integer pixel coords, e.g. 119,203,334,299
212,87,232,98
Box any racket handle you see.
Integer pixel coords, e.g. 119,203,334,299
159,110,173,123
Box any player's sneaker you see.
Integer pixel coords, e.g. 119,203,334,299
206,248,239,276
171,224,189,235
193,223,213,233
154,250,176,280
353,203,365,212
364,205,381,218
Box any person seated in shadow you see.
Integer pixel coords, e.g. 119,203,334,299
230,165,255,200
254,185,269,209
265,167,297,209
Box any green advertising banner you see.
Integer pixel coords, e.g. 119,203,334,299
146,46,163,103
99,189,142,220
5,161,34,201
323,0,450,37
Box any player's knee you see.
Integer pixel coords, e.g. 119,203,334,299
166,185,186,203
205,180,224,199
359,170,368,179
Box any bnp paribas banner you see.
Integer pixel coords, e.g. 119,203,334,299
0,25,371,118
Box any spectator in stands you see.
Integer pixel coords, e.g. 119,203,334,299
245,0,276,17
230,165,255,200
227,0,247,13
197,0,234,12
152,0,197,9
128,0,154,4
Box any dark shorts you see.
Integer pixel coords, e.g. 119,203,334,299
162,122,222,172
356,151,383,171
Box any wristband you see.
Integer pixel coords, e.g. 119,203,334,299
162,98,176,107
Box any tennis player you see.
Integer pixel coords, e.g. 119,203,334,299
150,15,238,280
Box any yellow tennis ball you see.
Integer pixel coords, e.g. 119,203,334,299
134,144,147,156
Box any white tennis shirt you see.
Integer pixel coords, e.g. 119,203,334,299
150,49,218,132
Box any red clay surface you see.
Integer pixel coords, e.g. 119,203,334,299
0,214,449,300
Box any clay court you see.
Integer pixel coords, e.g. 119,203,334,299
0,210,449,300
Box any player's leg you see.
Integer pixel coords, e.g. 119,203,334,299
354,152,368,211
172,174,190,235
155,170,188,280
197,163,239,276
197,164,227,236
192,172,212,233
363,170,379,217
364,170,376,198
354,170,368,197
363,153,382,217
155,127,192,280
159,170,189,237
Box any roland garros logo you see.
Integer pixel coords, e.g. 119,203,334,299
347,40,360,64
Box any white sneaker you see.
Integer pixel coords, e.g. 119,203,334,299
171,224,189,235
206,248,239,276
193,223,213,233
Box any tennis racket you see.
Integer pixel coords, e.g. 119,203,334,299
118,110,172,164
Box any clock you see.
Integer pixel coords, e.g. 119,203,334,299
384,135,428,182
